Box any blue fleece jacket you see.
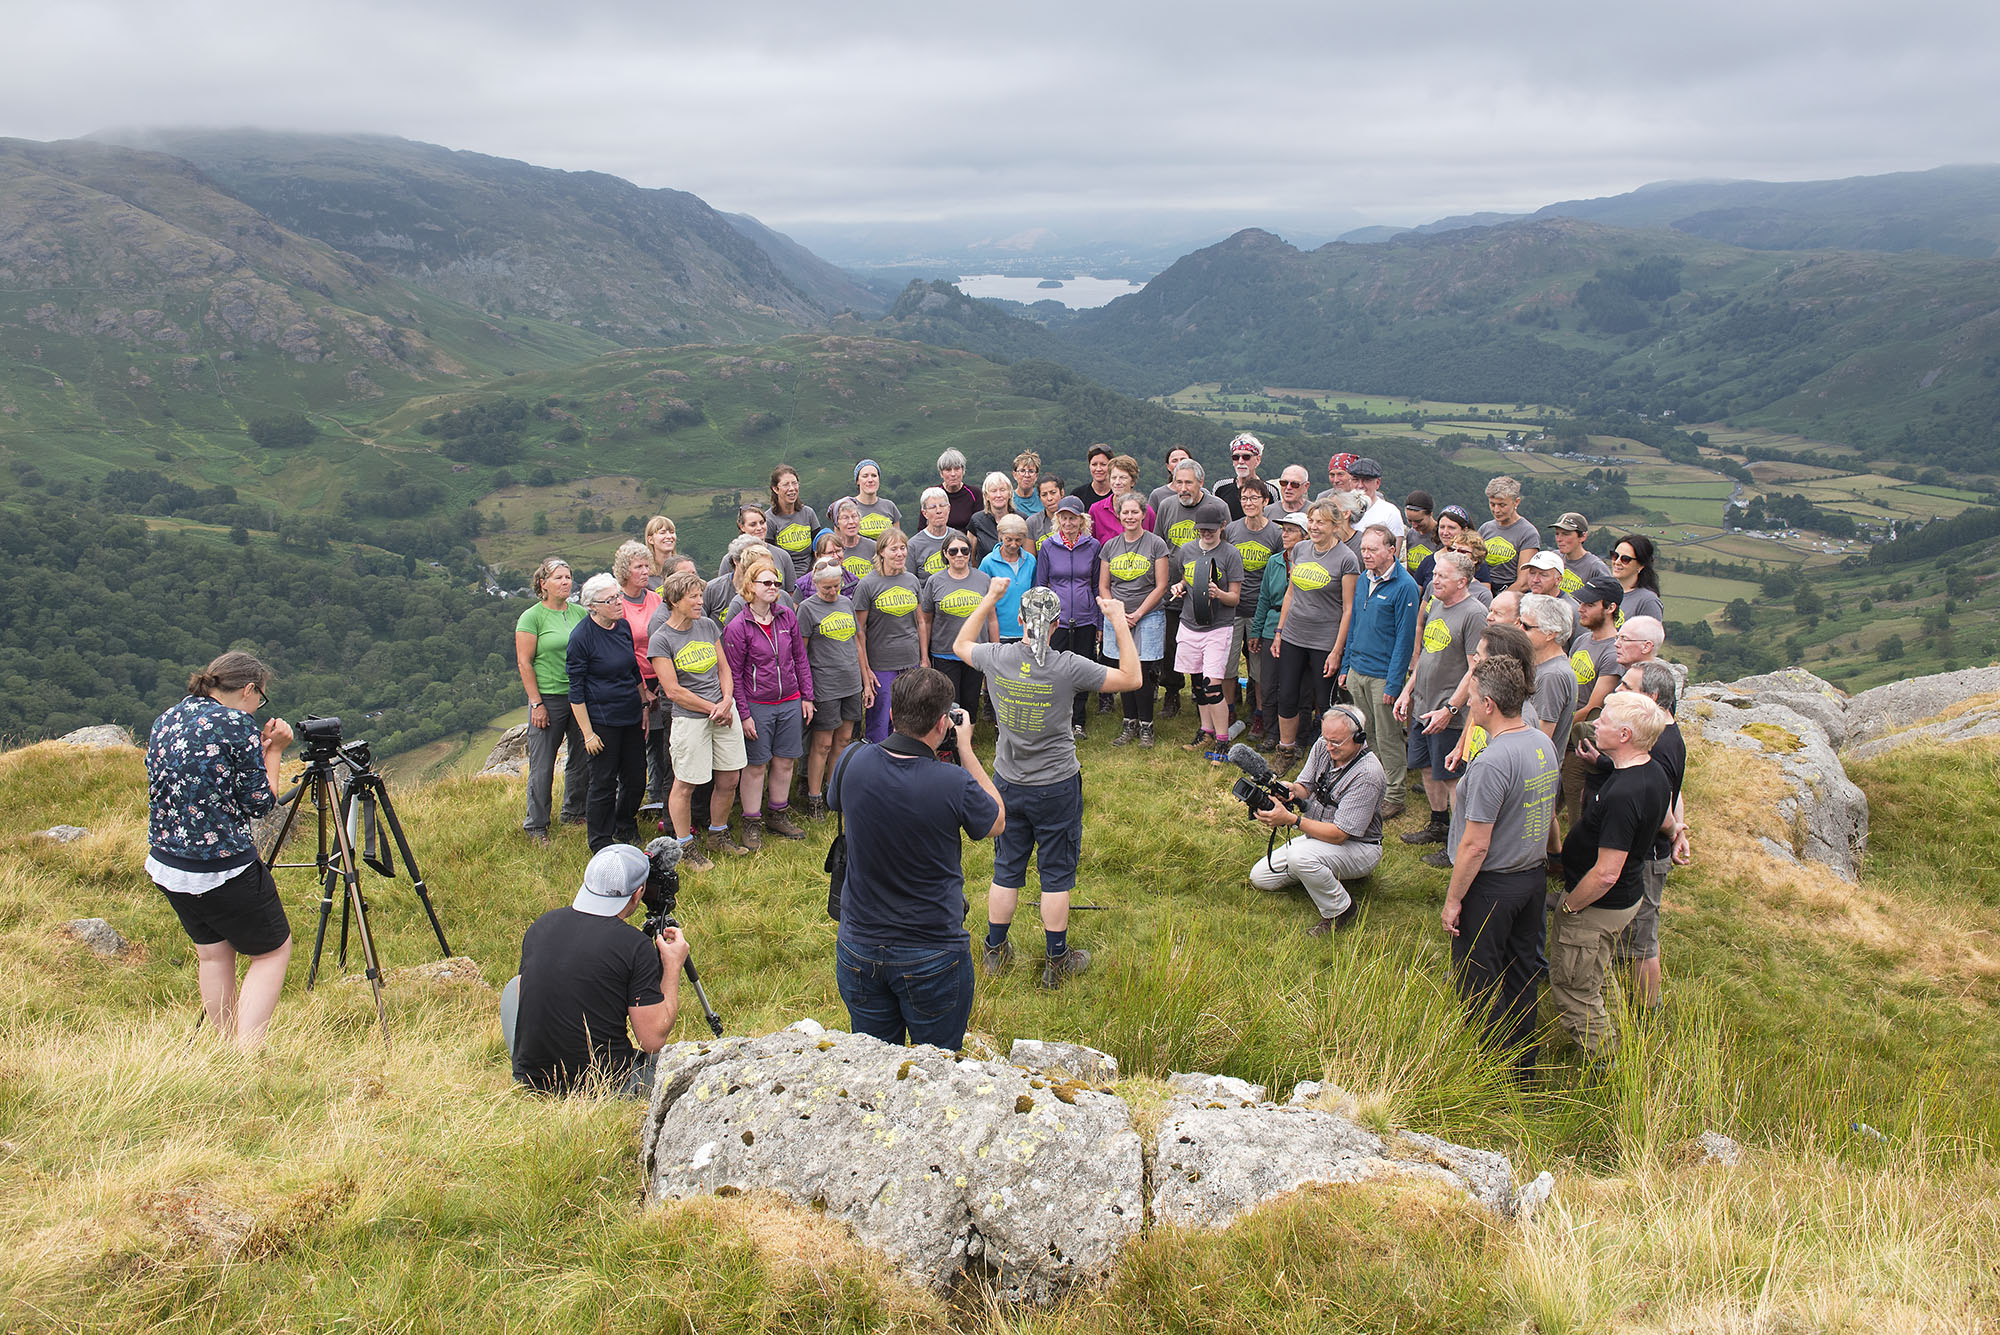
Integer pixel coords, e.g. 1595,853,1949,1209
1340,563,1420,693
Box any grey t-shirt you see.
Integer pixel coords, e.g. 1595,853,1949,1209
1455,724,1562,874
907,527,957,581
1568,630,1620,700
855,571,925,671
1478,515,1539,587
1153,490,1207,551
1620,586,1664,625
645,612,726,720
1175,539,1246,632
1532,655,1580,749
1223,518,1280,613
1558,548,1612,599
764,505,821,578
923,568,992,662
1280,539,1361,652
1409,593,1486,712
836,536,878,582
703,573,733,621
796,594,863,700
1295,743,1387,844
1101,530,1171,616
852,497,902,544
964,641,1109,785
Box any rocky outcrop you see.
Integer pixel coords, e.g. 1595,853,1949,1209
641,1027,1143,1302
639,1027,1535,1303
1845,666,2000,748
1681,689,1869,879
57,724,134,749
476,724,532,777
1848,704,2000,760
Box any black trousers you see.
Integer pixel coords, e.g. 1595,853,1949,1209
1450,865,1547,1072
1051,625,1101,728
1160,606,1183,695
1271,639,1336,722
586,721,646,852
932,654,985,718
1121,661,1159,721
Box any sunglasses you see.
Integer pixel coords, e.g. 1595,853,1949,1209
945,547,971,556
753,578,784,587
1231,452,1256,460
1612,552,1637,562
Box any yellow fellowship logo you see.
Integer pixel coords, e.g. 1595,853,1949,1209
940,588,983,617
1484,535,1518,565
1107,552,1151,581
1570,648,1596,684
1422,618,1453,653
817,612,856,642
1291,561,1331,592
675,640,719,674
874,585,919,617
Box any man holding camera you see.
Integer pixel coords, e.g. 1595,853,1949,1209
1247,705,1386,935
959,582,1142,987
504,844,691,1096
829,667,1004,1050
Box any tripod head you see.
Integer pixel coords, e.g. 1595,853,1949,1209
295,715,375,775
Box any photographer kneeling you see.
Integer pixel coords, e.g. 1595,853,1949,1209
1247,704,1386,935
830,667,1004,1050
503,844,691,1095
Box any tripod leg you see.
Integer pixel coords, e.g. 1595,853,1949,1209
261,775,309,871
679,954,724,1037
328,782,391,1042
365,778,454,959
306,775,340,991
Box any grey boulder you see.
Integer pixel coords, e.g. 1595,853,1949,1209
476,723,532,777
641,1028,1142,1302
1682,691,1868,879
1009,1039,1119,1083
62,918,129,956
42,825,90,844
58,725,135,749
1846,665,2000,748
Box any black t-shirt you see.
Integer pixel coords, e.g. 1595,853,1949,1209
512,908,664,1093
1068,480,1113,508
1561,760,1672,911
829,735,1000,951
1214,478,1259,522
1582,722,1685,861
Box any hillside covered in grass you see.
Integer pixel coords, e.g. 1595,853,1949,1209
3,695,1996,1331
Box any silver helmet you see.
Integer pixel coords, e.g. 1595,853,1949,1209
1018,587,1062,666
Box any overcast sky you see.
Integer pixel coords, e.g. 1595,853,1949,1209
7,0,1997,231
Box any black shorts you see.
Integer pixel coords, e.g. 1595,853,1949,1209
157,860,292,956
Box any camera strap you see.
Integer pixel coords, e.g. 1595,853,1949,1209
345,782,396,877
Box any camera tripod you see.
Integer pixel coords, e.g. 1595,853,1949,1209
263,742,452,1040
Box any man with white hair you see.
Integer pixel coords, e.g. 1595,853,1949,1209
1153,458,1211,719
959,582,1141,988
1554,691,1676,1058
1519,594,1577,751
1273,464,1312,520
1249,705,1386,936
1216,433,1265,521
1614,616,1666,670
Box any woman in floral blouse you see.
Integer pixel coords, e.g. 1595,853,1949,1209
144,651,296,1050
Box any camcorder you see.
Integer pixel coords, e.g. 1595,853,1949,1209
1226,743,1298,819
935,705,970,765
641,838,723,1036
297,714,372,769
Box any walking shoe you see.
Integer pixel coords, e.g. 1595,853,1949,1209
982,940,1015,977
1111,719,1140,747
1422,848,1454,869
1272,742,1299,769
804,792,828,821
680,842,715,872
1072,724,1087,741
1254,729,1281,753
1182,728,1214,752
525,828,549,846
1160,693,1182,720
700,826,751,858
739,813,767,851
764,806,808,840
1038,947,1092,989
1137,722,1156,748
1379,799,1407,821
558,813,588,826
1401,817,1448,845
1307,901,1359,936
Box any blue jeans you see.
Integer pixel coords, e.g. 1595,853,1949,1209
835,939,974,1050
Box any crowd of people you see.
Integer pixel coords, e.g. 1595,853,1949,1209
141,435,1685,1087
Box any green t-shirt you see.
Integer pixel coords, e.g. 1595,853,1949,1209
515,601,587,695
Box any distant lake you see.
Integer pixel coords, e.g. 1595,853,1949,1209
953,274,1146,309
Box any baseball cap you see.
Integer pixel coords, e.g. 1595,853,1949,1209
1192,498,1230,530
1055,495,1087,515
1525,550,1565,572
1348,458,1383,480
1578,575,1625,606
1551,512,1589,533
1276,512,1311,533
573,844,649,916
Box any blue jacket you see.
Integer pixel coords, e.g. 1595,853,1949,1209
1340,564,1420,693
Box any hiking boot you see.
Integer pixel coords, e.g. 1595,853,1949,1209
1039,947,1092,989
982,940,1015,977
1160,693,1182,720
738,814,766,851
1422,848,1454,869
764,806,808,840
1254,729,1281,754
680,842,715,872
1137,722,1156,748
1379,799,1407,822
1307,901,1359,936
804,792,828,821
525,828,549,846
1249,712,1266,738
1073,724,1087,741
1111,719,1140,747
1182,728,1214,752
1401,817,1448,845
700,826,750,858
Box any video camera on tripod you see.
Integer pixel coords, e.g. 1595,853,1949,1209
641,838,724,1037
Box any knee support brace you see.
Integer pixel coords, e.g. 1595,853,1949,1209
1191,675,1224,706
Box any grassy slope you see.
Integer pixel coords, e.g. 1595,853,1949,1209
2,711,1996,1331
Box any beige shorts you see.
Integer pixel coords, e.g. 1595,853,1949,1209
669,709,748,785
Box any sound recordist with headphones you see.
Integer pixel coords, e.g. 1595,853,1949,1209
1247,703,1387,936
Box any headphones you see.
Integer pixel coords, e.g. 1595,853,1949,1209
1329,703,1368,748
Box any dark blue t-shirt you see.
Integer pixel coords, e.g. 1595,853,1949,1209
829,736,999,950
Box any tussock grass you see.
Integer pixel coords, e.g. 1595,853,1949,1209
2,726,1998,1331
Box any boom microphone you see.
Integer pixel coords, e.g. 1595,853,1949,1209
1227,742,1272,780
644,835,683,871
1226,743,1296,819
